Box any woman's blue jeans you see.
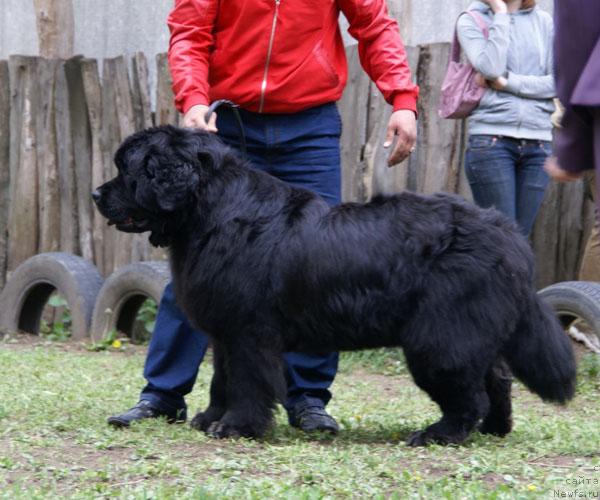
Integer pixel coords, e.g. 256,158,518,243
141,103,341,415
464,134,551,236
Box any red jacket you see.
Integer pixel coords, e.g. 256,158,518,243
167,0,419,114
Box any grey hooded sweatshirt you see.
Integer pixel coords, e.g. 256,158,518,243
457,1,555,141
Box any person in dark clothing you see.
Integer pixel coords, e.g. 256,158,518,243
544,0,600,221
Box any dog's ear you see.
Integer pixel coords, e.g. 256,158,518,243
148,157,200,212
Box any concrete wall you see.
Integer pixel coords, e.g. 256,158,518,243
0,0,171,59
0,0,553,103
1,0,554,60
385,0,553,47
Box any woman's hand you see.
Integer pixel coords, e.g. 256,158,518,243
475,73,488,88
489,76,508,90
482,0,508,14
475,73,507,91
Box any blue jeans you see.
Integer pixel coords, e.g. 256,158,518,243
141,103,341,415
464,135,551,236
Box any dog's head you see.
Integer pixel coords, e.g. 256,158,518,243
93,125,226,247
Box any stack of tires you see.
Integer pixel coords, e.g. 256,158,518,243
0,253,170,342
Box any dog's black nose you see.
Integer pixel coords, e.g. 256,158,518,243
91,190,101,202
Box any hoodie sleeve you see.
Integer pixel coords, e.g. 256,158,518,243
457,11,511,79
503,17,555,99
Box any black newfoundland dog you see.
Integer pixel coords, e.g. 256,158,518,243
93,125,576,446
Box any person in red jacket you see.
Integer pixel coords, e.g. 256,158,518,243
108,0,419,434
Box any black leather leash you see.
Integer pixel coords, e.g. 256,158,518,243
205,99,247,156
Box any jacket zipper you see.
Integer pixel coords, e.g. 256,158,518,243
258,0,281,113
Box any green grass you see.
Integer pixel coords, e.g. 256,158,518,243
0,334,598,499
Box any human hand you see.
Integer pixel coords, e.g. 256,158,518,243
182,104,218,132
489,76,507,91
544,156,584,182
481,0,508,14
383,109,417,167
475,72,488,88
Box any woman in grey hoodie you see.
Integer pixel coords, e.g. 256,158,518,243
457,0,554,236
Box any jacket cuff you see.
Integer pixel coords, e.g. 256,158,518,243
504,72,522,95
180,94,210,115
392,92,418,114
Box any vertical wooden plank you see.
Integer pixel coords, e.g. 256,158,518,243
131,52,157,262
131,52,153,130
7,56,40,272
0,61,10,288
532,180,587,288
556,181,586,283
54,59,79,256
531,183,560,288
103,56,147,270
115,56,149,264
8,58,24,232
412,43,463,195
100,59,120,275
81,58,106,275
36,58,61,253
65,56,94,262
455,123,473,201
156,53,180,126
339,45,370,203
369,45,420,197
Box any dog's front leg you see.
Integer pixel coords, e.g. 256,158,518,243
206,336,285,439
190,341,227,432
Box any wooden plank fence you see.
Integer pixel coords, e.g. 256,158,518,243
0,45,594,290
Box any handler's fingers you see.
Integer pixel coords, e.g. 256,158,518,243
383,125,395,148
206,112,218,133
544,156,584,182
183,115,202,128
388,135,411,166
385,109,417,167
183,104,217,132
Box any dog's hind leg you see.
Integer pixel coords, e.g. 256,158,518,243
206,336,285,439
405,352,490,446
479,358,513,437
191,342,228,432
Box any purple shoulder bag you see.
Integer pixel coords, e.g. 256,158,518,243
438,11,489,120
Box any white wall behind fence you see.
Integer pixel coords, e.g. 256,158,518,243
1,0,554,59
0,0,553,106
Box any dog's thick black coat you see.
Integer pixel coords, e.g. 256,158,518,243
94,126,576,445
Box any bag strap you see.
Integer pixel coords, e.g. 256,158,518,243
449,10,490,63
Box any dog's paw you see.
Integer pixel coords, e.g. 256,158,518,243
204,412,268,439
478,416,512,437
406,428,463,447
406,430,434,447
206,421,243,439
190,407,224,432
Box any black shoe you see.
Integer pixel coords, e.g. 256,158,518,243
107,400,187,428
289,400,339,434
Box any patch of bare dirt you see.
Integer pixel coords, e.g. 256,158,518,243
0,330,148,356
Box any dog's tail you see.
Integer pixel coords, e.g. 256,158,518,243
502,291,576,404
